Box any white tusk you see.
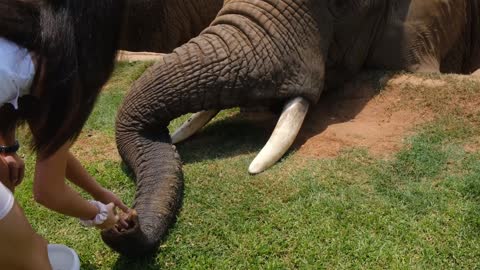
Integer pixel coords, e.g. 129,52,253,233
171,110,219,144
248,97,309,174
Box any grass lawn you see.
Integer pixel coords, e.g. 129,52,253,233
15,61,480,269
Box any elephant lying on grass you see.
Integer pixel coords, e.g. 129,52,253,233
103,0,480,257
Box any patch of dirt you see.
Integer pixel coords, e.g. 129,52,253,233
117,50,165,62
388,75,446,88
71,132,120,163
295,73,434,158
464,137,480,153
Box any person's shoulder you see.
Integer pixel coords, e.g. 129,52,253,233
0,37,35,100
0,64,20,108
0,37,22,59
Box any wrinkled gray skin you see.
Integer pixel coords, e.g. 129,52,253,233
105,0,480,257
118,0,224,52
101,0,224,255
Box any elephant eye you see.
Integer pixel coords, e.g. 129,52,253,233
327,0,350,18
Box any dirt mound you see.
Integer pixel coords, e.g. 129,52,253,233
241,72,477,159
295,72,434,158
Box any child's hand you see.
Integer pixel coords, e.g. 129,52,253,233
95,203,119,230
114,209,138,232
94,188,130,213
0,153,25,192
0,156,14,191
94,188,131,228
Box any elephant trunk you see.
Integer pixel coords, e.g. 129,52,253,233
101,125,182,256
104,1,328,257
102,33,275,256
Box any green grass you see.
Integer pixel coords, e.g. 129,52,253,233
15,62,480,269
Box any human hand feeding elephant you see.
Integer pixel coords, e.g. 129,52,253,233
103,0,480,257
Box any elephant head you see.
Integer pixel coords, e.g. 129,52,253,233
103,0,480,257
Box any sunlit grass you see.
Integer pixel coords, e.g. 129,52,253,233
14,62,480,269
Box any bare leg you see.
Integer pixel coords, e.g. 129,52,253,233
0,200,52,269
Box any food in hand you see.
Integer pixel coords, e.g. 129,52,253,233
115,209,138,232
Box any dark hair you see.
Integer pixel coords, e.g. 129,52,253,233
0,0,39,49
0,0,125,157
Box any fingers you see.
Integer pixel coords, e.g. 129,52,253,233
111,202,130,228
98,203,120,230
116,200,130,213
7,160,18,186
2,155,25,188
0,158,13,191
98,194,133,230
98,189,130,213
108,203,121,225
118,217,129,228
14,159,25,186
106,202,115,212
17,165,24,186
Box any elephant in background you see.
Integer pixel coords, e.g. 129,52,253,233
103,0,480,257
119,0,224,53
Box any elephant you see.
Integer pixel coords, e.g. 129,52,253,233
119,0,224,53
102,0,480,257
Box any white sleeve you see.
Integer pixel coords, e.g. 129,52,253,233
0,67,21,109
0,37,35,110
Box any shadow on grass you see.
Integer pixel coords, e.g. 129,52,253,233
112,254,161,270
175,71,394,164
175,115,274,164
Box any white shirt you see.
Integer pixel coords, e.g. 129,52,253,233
0,180,14,220
0,37,35,109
